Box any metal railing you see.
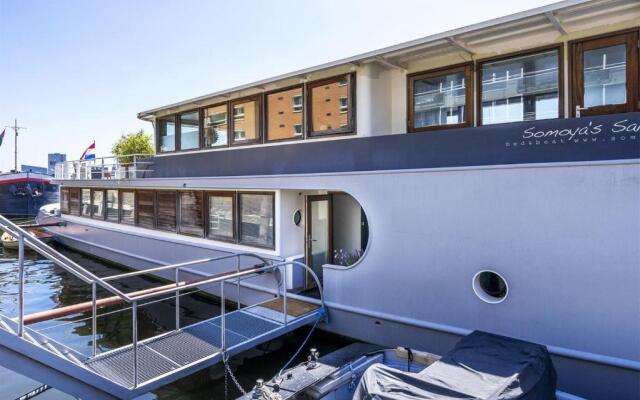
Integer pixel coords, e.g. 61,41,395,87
54,154,154,180
0,213,325,390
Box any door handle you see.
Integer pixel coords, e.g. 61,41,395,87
575,105,588,118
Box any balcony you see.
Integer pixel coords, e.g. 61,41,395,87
54,154,154,180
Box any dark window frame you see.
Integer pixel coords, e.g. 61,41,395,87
476,44,564,126
407,62,474,133
178,190,205,237
237,191,276,250
264,84,306,143
80,188,92,217
177,109,203,152
119,189,136,226
202,101,231,149
105,189,120,223
156,115,178,154
475,43,564,126
90,188,106,220
229,95,263,146
569,28,639,117
155,190,178,233
306,73,357,137
205,191,237,242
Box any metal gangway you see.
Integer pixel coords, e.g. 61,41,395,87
0,215,326,399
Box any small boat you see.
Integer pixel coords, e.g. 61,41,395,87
1,228,54,250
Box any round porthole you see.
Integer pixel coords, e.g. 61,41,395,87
293,209,302,226
473,270,508,304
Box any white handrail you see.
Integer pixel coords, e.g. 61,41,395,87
54,153,154,180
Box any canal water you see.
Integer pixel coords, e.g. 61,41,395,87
0,242,350,399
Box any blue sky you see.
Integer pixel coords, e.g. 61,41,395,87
0,0,558,172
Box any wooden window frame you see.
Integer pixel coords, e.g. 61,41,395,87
237,191,276,250
264,84,305,143
178,190,205,237
177,109,202,152
229,95,263,146
90,189,106,220
569,29,639,117
477,44,564,126
155,190,178,233
205,191,237,242
69,188,81,216
407,63,473,133
105,189,119,223
202,101,231,149
306,73,356,137
119,189,136,226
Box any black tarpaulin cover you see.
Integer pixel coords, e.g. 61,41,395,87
353,331,557,400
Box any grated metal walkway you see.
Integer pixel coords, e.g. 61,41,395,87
84,300,321,389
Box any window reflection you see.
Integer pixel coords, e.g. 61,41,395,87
158,117,176,152
81,189,91,216
208,194,234,240
232,99,259,143
203,105,228,147
180,111,199,150
267,87,303,141
413,72,466,128
584,44,626,107
106,190,118,222
120,191,135,225
92,190,104,219
481,50,559,125
239,193,274,248
310,76,351,134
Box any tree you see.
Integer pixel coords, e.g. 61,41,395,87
111,129,154,165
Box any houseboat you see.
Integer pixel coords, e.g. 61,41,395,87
0,171,59,218
46,0,639,398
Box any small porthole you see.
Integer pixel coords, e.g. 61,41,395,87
293,209,302,226
473,270,508,304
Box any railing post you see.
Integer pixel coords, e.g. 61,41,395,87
283,265,288,327
17,233,25,337
236,255,241,310
220,281,225,352
133,155,137,179
175,267,180,330
91,281,97,357
100,158,104,180
132,300,138,388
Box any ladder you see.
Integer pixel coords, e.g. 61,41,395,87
0,214,326,399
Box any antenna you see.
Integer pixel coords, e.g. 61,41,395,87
4,118,27,172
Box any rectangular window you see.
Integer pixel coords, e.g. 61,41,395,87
207,192,235,241
158,116,176,152
81,189,91,217
571,30,638,116
120,191,135,225
230,97,260,144
239,192,274,248
105,190,119,222
308,74,354,136
156,191,177,232
179,191,204,236
293,124,303,136
91,190,104,219
480,49,560,125
408,64,472,131
69,188,80,216
266,86,304,141
203,104,228,147
61,188,70,214
136,190,155,229
179,111,200,150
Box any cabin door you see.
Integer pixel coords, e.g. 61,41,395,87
305,195,332,288
571,30,638,117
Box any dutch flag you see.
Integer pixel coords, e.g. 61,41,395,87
80,141,96,160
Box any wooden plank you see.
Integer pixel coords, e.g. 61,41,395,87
260,297,319,317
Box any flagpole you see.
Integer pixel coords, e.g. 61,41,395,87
14,119,18,172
